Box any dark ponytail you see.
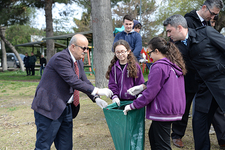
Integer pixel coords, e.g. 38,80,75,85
148,37,187,75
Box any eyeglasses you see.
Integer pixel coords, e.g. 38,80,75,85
74,44,89,51
115,50,127,55
148,49,155,56
206,5,218,16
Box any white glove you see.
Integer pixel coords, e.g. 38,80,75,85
112,97,120,106
97,88,113,98
123,105,131,115
137,94,142,98
96,98,108,109
127,84,144,96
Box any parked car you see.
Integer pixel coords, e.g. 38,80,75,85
7,53,25,68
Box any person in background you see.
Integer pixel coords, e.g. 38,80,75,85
124,37,186,150
40,54,46,76
184,0,223,28
106,40,145,106
29,52,37,76
23,52,30,76
32,34,113,150
133,20,142,33
112,14,142,62
210,15,218,27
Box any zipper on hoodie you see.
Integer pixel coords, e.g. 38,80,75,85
119,65,126,98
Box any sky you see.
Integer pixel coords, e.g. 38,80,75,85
32,2,83,32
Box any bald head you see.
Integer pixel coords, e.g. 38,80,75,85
69,34,89,60
69,34,88,47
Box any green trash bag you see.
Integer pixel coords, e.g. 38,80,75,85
103,101,145,150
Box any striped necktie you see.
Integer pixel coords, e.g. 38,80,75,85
73,61,79,106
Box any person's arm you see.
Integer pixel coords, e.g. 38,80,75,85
108,66,119,99
132,33,142,61
206,27,225,51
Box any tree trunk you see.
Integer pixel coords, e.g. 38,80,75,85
0,26,25,71
45,0,55,62
91,0,114,88
0,27,7,71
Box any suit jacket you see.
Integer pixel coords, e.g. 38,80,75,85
32,48,95,120
184,9,211,29
175,41,198,94
188,27,225,114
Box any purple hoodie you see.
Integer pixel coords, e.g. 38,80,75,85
108,60,145,100
130,57,186,121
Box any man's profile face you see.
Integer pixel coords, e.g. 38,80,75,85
166,24,181,42
123,19,134,33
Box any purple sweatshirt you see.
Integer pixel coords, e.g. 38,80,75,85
108,60,145,100
130,57,186,121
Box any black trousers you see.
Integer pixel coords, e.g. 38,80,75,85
149,121,172,150
212,107,225,145
34,104,73,150
171,92,195,139
25,67,30,75
193,98,218,150
30,64,35,75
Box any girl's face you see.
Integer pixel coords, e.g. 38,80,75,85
148,47,165,62
115,45,130,64
148,47,157,61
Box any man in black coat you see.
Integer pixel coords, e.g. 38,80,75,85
163,14,225,150
23,52,30,76
40,54,46,76
184,0,223,28
171,0,224,148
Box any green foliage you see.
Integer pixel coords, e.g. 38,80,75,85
0,0,32,26
4,25,46,54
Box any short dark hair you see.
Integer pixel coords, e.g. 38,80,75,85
203,0,224,9
134,24,142,29
123,15,133,22
163,14,188,28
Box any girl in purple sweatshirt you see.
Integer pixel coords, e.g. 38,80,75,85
123,37,187,150
106,40,145,106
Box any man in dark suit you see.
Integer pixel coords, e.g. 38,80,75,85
171,0,224,148
32,34,113,150
163,14,225,150
184,0,223,28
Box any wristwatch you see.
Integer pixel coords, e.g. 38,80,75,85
93,94,100,102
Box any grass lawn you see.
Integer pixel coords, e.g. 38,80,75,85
0,70,220,150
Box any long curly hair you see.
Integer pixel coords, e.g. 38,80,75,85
106,40,138,79
148,37,187,75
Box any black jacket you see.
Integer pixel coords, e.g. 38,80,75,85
188,26,225,114
40,57,47,67
184,10,211,29
175,41,198,93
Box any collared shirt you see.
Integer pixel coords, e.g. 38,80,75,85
67,48,77,104
67,48,98,104
181,33,189,46
196,11,206,26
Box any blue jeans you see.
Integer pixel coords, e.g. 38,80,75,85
40,66,45,76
